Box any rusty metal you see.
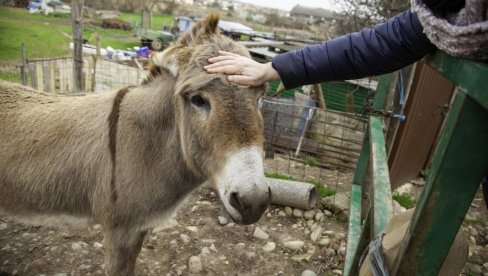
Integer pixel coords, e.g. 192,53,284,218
388,61,455,189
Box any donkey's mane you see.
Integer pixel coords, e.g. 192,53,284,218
141,63,162,85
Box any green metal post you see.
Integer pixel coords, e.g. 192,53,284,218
373,74,393,110
425,51,488,110
393,91,488,275
344,132,370,276
369,116,393,235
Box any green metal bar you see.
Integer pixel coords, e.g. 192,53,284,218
425,51,488,110
393,92,488,275
351,208,372,276
369,116,393,235
373,74,393,110
344,128,370,276
344,131,368,275
344,184,362,276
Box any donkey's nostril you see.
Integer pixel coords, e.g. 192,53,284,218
229,192,243,210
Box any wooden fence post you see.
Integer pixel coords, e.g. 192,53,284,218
21,43,27,86
71,0,84,93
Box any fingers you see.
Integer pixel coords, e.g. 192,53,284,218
207,54,242,64
204,59,236,70
205,64,241,75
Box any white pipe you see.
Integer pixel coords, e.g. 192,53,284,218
266,177,318,210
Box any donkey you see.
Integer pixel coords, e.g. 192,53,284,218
0,13,271,275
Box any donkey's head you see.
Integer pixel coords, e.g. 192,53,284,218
150,13,271,224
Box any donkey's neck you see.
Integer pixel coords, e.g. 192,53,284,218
125,73,177,128
119,73,206,193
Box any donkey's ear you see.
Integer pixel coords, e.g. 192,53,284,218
176,13,220,47
151,46,192,77
150,13,220,77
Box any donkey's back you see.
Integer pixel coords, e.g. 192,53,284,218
0,80,112,218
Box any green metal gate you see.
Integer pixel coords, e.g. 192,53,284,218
343,51,488,275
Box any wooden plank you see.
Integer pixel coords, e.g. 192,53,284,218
28,62,37,89
66,61,73,92
369,116,393,235
42,62,51,93
49,62,55,93
58,63,65,93
392,92,488,275
36,63,44,92
313,84,326,109
85,56,93,92
71,0,84,93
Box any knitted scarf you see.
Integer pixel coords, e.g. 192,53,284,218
411,0,488,61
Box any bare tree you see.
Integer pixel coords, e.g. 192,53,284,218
334,0,409,34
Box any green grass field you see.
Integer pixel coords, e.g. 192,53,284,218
120,12,174,30
0,6,174,82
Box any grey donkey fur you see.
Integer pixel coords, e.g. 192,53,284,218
0,13,270,275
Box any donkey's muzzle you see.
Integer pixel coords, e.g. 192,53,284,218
229,186,272,225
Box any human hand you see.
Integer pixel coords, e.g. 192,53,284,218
204,51,280,86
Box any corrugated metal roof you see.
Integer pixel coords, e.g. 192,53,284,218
267,80,371,114
218,20,254,34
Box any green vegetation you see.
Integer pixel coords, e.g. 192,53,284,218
393,192,416,209
119,12,174,30
304,155,317,167
0,7,73,61
464,217,488,226
0,6,140,61
264,172,336,198
0,6,164,82
0,71,21,83
83,27,139,50
420,167,431,178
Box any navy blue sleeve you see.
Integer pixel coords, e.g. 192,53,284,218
272,9,437,89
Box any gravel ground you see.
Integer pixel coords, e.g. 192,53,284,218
0,158,487,276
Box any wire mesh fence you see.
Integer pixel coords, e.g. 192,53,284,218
260,91,368,195
19,42,147,94
23,55,147,94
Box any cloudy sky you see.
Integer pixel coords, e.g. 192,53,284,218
236,0,340,11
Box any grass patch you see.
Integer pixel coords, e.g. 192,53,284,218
83,26,139,50
119,12,174,30
0,7,144,62
0,70,21,83
0,7,72,60
264,172,336,198
304,155,317,167
464,217,488,226
393,192,416,209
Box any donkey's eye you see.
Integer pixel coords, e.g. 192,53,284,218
190,95,210,109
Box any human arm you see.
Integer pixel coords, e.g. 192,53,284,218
205,51,280,86
273,9,437,89
205,9,437,88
